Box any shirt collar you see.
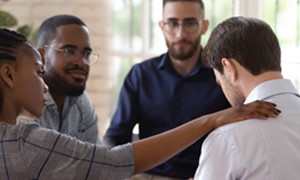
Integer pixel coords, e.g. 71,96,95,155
245,79,299,104
45,91,78,107
45,92,56,106
158,51,210,75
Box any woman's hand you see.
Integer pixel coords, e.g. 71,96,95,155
211,100,281,129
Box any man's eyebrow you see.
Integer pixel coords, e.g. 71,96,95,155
59,44,92,51
183,18,199,21
59,44,76,49
165,18,179,21
165,17,198,21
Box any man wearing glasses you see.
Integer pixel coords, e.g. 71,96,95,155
104,0,230,179
19,14,101,144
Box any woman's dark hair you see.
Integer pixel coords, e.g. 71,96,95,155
0,28,29,110
0,28,27,62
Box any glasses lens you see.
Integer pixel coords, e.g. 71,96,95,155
184,20,199,33
63,48,77,59
88,53,100,65
45,45,100,65
164,21,178,34
163,20,200,34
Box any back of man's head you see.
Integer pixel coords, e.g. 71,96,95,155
36,14,86,48
203,16,281,75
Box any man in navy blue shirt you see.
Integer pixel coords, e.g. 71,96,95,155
104,0,230,179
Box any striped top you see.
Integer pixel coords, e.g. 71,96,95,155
0,122,135,180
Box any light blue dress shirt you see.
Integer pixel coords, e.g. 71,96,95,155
195,79,300,180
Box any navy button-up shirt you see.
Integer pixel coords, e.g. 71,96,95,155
104,52,230,179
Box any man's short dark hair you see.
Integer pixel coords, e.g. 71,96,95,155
163,0,205,18
36,14,86,48
163,0,204,9
203,16,281,75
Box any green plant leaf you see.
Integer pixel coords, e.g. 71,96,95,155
17,25,32,38
0,10,18,27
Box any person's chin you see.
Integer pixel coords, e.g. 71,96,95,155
67,86,85,96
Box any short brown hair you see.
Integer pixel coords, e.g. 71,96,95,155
203,16,281,75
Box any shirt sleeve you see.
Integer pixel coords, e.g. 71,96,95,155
20,123,135,179
104,66,140,146
194,129,240,180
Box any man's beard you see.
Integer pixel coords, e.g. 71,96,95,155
166,36,200,61
63,80,85,97
45,66,87,97
53,75,86,97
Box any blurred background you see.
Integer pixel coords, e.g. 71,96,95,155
1,0,299,139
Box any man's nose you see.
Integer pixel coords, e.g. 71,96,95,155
174,24,188,38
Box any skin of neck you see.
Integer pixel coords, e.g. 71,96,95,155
232,60,283,99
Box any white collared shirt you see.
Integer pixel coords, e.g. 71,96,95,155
195,79,300,180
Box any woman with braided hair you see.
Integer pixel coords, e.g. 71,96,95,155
0,28,280,180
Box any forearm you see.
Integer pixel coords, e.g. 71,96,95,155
132,114,213,174
131,100,280,174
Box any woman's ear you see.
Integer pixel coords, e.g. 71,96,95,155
221,58,237,83
0,64,15,88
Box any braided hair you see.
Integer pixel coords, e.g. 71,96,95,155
0,28,28,110
0,28,27,62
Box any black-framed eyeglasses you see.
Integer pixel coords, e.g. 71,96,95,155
162,19,203,34
43,45,100,65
